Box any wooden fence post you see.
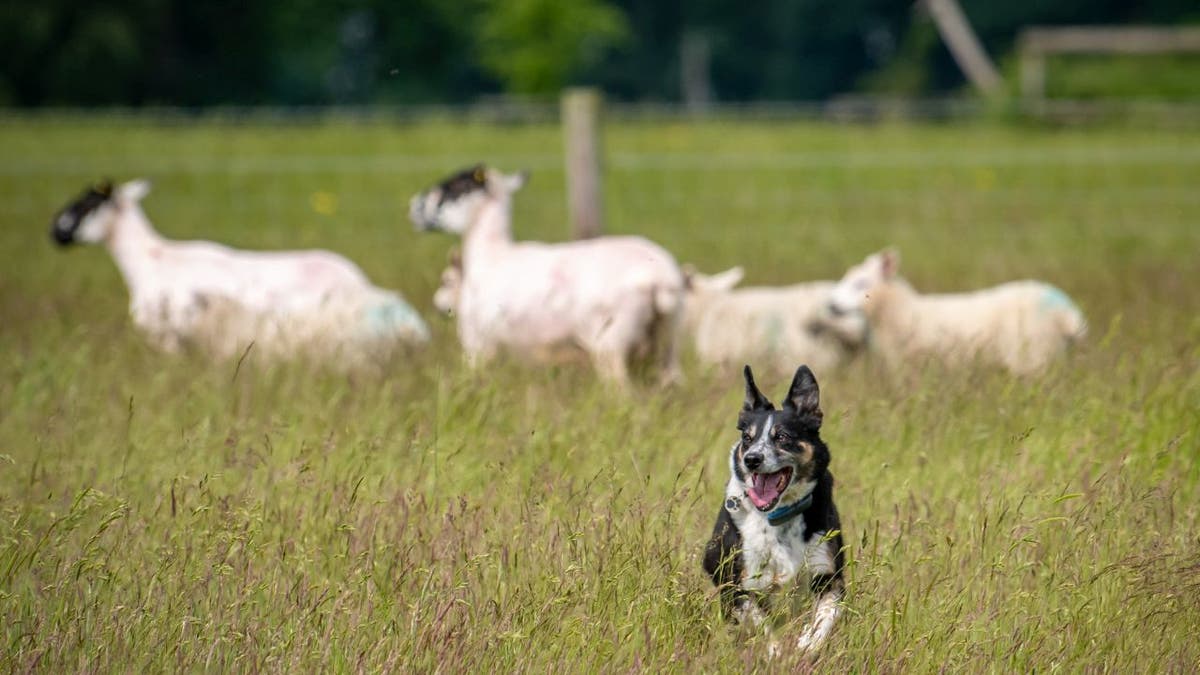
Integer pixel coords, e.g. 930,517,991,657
681,31,714,113
1019,50,1046,102
923,0,1004,99
561,88,604,240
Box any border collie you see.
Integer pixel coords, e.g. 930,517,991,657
703,364,845,654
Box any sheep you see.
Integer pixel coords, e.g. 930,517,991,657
182,285,428,367
827,249,1087,375
50,179,429,365
430,246,595,368
681,266,869,375
409,165,685,386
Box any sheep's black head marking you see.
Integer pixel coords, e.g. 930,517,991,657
409,164,528,235
52,180,113,246
436,164,489,206
409,164,491,234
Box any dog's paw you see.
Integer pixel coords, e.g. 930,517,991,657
794,629,825,654
767,640,783,659
732,601,768,628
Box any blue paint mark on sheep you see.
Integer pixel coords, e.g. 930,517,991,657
1039,286,1078,314
365,297,430,341
764,314,784,355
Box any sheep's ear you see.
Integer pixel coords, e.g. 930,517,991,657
684,265,743,293
879,248,900,278
488,169,529,195
742,365,774,412
116,179,152,204
783,365,822,426
708,266,744,291
507,169,531,192
681,263,698,290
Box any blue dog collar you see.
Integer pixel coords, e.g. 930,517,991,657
765,492,813,526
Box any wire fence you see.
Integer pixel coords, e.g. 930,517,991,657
4,140,1199,180
3,96,1200,128
3,103,1196,300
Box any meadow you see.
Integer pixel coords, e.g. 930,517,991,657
1,114,1198,672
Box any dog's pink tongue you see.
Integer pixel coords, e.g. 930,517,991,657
748,471,785,509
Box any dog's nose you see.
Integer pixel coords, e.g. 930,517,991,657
744,452,763,470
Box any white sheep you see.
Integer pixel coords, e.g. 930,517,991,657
409,165,684,385
682,266,869,375
182,285,428,366
828,249,1087,375
50,179,429,364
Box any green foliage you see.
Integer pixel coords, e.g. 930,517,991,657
680,0,915,100
1,118,1199,670
477,0,629,96
887,1,1200,94
1047,54,1200,101
3,0,1200,104
858,20,940,96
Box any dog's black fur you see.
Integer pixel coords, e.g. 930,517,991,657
703,364,845,650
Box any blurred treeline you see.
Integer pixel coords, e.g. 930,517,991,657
2,0,1198,107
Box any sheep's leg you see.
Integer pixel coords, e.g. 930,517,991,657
132,310,183,355
458,321,498,370
459,338,496,370
462,344,497,370
590,349,631,388
655,309,684,387
153,330,184,354
582,309,642,387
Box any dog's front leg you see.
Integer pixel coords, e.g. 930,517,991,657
795,573,843,653
731,592,768,628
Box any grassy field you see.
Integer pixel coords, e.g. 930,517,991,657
1,115,1198,672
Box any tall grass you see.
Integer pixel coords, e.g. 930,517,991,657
1,117,1198,671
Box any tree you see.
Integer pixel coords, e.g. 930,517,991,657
477,0,629,96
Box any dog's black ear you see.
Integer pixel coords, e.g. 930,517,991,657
784,365,822,426
742,365,774,412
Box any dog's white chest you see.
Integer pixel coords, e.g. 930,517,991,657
736,513,811,590
725,473,834,591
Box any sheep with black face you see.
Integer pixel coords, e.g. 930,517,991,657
50,179,429,364
410,164,686,386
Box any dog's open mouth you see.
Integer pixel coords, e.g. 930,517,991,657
747,467,793,511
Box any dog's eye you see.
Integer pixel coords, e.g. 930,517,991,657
775,432,792,443
741,432,753,444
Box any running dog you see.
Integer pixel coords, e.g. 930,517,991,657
703,364,845,654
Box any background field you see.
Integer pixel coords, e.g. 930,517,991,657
1,116,1198,672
